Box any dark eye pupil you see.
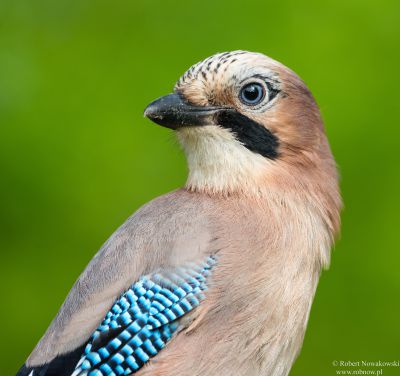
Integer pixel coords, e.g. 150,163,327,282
240,83,265,105
244,86,259,100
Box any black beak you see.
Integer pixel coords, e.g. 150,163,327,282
144,93,227,130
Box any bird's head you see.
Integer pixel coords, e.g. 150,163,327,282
145,51,340,221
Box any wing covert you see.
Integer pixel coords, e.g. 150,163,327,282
72,256,216,376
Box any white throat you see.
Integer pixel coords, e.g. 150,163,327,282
177,125,270,195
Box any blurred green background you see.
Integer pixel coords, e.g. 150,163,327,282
1,0,399,375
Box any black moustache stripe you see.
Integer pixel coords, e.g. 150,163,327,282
216,111,279,159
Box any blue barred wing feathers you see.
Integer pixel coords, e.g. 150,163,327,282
71,256,216,376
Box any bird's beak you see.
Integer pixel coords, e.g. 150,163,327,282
144,93,226,130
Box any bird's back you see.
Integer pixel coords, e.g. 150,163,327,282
18,190,219,375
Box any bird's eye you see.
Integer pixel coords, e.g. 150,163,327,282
239,83,265,106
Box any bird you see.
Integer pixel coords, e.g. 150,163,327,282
17,50,342,376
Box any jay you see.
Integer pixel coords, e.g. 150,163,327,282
17,51,342,376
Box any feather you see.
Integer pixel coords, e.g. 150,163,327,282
71,256,216,375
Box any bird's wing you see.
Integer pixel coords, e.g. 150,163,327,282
71,256,216,376
17,190,215,376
